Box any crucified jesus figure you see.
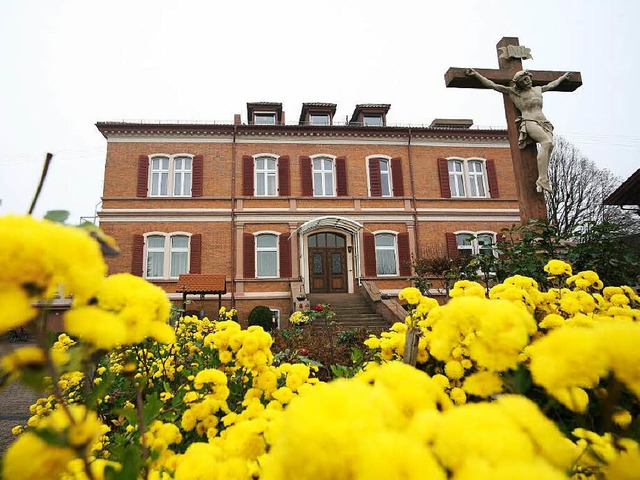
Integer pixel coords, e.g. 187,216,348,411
466,68,572,193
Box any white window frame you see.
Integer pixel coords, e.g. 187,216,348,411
455,231,497,257
366,155,393,197
255,231,280,278
363,114,383,126
447,157,489,199
269,308,281,329
144,232,192,280
254,111,277,125
254,154,279,197
309,113,330,126
311,154,336,197
148,154,194,198
374,231,399,277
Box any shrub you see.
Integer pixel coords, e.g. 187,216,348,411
248,305,275,331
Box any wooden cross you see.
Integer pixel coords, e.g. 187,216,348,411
445,37,582,222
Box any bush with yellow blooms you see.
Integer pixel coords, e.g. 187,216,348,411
1,213,640,479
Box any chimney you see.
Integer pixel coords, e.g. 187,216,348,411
234,114,241,125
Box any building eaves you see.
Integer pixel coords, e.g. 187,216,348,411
605,168,640,206
95,121,508,142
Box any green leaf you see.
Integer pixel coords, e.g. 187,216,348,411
106,444,142,480
85,371,115,409
44,210,70,223
504,364,532,394
33,428,66,447
351,347,364,364
113,407,138,425
143,393,163,424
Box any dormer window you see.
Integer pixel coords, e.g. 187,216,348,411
350,104,390,127
363,114,383,126
299,103,337,126
247,102,283,125
254,112,276,125
309,113,330,126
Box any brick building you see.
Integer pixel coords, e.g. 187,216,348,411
96,102,520,324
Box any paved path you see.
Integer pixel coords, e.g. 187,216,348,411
0,340,41,454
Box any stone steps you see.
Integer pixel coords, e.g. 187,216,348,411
307,292,390,332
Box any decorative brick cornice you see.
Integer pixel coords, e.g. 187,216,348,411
95,121,508,142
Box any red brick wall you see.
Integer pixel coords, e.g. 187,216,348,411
100,131,518,307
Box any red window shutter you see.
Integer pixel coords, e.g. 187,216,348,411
243,233,255,278
242,155,254,197
190,234,202,274
363,231,377,277
137,155,149,197
369,158,382,197
438,158,451,198
486,159,500,198
300,156,313,196
446,232,458,259
397,232,411,276
278,155,290,197
192,155,204,197
391,157,405,197
279,235,292,278
336,156,348,196
132,234,144,276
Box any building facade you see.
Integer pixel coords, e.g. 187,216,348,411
96,103,521,323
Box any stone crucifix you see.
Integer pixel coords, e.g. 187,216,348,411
445,37,582,221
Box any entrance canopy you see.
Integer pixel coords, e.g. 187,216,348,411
292,216,364,237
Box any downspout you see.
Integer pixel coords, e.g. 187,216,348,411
407,128,420,252
230,124,238,307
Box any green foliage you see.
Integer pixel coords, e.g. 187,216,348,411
44,210,70,223
248,305,275,332
567,221,640,286
490,220,640,288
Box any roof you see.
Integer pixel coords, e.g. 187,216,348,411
177,274,227,294
430,118,473,129
605,168,640,206
299,103,338,123
350,104,391,123
94,121,508,142
291,216,364,236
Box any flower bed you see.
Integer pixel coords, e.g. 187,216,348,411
1,216,640,479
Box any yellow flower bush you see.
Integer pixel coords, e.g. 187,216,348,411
0,215,107,333
1,216,639,480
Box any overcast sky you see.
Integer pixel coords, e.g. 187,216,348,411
1,0,638,223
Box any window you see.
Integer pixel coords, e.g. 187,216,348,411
149,155,192,197
309,113,330,126
269,308,281,329
375,233,398,276
256,233,278,277
363,114,383,126
145,234,190,279
313,157,335,196
379,159,392,196
254,112,276,125
456,232,496,259
447,158,488,198
255,156,277,196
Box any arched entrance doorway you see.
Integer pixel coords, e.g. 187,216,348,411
308,232,347,293
293,216,364,295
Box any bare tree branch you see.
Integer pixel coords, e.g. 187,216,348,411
545,137,640,236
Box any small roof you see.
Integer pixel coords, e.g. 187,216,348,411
605,168,640,206
177,274,227,294
292,216,364,237
349,104,391,123
299,103,337,123
429,118,473,129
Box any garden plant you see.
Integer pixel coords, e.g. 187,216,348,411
1,213,639,479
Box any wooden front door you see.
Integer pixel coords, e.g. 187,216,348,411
308,232,348,293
